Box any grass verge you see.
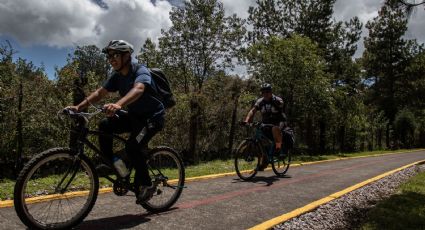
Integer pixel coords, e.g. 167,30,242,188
0,148,422,201
359,170,425,230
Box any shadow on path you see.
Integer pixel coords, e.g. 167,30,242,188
232,174,291,186
77,207,179,230
77,214,150,230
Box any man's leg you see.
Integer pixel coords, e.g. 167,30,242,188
126,117,164,202
98,116,132,165
126,131,153,188
272,126,283,151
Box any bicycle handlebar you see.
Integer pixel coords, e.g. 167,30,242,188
239,121,275,128
61,107,128,120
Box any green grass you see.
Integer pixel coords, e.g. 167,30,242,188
359,170,425,230
0,148,421,201
185,159,237,178
0,179,14,200
184,149,420,178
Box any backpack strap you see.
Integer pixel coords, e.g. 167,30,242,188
271,95,282,109
130,63,162,98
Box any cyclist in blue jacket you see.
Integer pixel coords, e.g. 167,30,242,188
67,40,163,204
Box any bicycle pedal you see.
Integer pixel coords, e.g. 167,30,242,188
136,185,156,204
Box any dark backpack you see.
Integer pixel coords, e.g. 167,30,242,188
282,127,295,150
132,64,176,109
148,68,176,109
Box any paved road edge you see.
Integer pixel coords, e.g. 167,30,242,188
247,159,425,230
1,149,423,209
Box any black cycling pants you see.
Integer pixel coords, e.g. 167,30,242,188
98,113,164,187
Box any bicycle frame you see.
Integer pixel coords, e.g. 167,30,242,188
63,109,177,192
72,123,171,192
61,111,135,183
252,124,283,163
80,130,126,164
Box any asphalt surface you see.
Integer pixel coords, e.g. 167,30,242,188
1,151,424,230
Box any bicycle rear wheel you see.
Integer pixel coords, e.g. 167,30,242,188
272,149,291,177
141,147,185,212
234,140,260,180
14,148,99,230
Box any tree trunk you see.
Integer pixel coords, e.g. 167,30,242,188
69,78,86,152
319,120,326,154
188,98,200,164
14,80,23,177
228,96,239,155
305,118,315,154
386,123,390,149
377,128,382,149
339,125,345,152
419,129,425,148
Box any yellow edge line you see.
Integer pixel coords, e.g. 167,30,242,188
247,159,425,230
0,188,114,208
1,149,424,209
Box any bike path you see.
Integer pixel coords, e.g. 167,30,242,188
0,150,424,230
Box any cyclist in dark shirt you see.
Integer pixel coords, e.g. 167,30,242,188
66,40,163,204
244,83,287,152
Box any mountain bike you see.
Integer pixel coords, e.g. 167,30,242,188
13,108,185,230
234,122,291,180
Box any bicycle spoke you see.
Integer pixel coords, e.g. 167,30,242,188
235,141,259,180
272,150,291,177
140,148,184,212
15,150,98,229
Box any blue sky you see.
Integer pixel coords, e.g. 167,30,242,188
1,35,73,79
1,0,424,79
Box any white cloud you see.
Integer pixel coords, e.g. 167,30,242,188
95,0,172,52
220,0,255,18
333,0,383,22
0,0,102,47
0,0,172,52
1,0,423,57
334,0,425,56
219,0,424,56
405,9,425,44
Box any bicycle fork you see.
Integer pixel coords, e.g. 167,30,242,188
55,156,82,194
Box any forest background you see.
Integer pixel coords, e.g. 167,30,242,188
1,0,424,178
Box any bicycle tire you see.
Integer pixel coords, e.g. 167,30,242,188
141,146,185,212
14,148,99,230
234,140,260,180
271,149,291,177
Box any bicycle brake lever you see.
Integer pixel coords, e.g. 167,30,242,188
62,108,75,115
114,110,128,118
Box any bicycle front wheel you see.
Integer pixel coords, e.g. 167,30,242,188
141,147,185,212
272,149,291,177
234,140,260,181
14,148,99,230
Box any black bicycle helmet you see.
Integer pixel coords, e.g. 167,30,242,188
260,83,272,92
102,40,134,54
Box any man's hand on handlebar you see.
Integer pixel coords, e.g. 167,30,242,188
239,121,250,126
62,104,127,118
65,105,80,112
103,103,122,117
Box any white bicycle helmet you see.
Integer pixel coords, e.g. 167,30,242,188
102,40,134,54
260,83,272,92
